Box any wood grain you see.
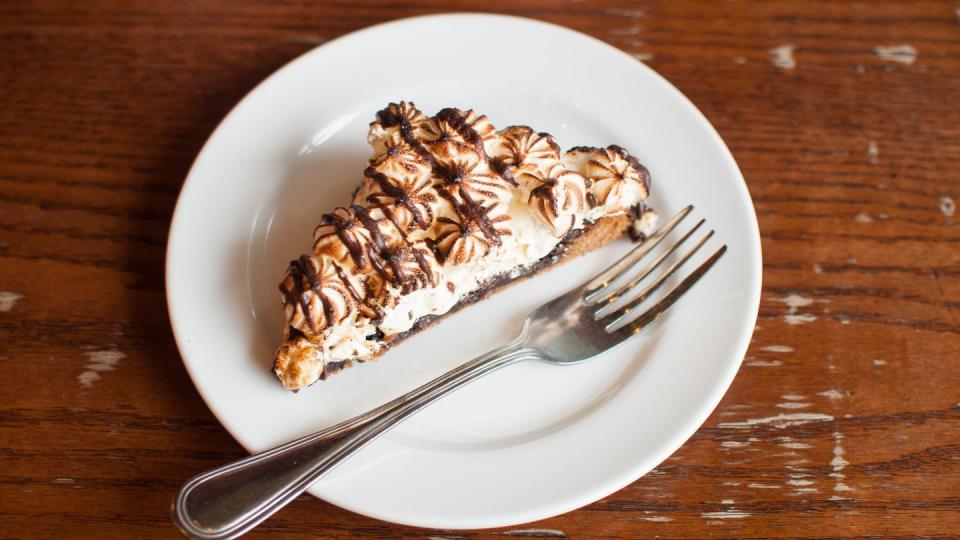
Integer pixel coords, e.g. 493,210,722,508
1,0,958,537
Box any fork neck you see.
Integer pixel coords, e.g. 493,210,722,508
474,332,541,370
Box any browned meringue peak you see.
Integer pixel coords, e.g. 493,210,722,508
313,206,378,266
274,336,327,390
366,141,432,180
419,107,496,155
354,170,442,235
368,101,429,154
459,109,497,144
378,239,443,294
279,254,365,340
487,125,562,172
519,161,589,237
435,187,511,265
564,145,651,214
432,149,514,210
342,237,444,310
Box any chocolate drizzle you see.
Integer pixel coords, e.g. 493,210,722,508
364,168,431,229
435,107,518,188
347,204,437,293
350,204,390,281
372,103,512,252
320,209,368,270
530,177,560,215
410,248,436,290
375,106,405,128
438,187,504,247
351,205,388,252
489,156,518,186
435,108,486,155
280,258,315,333
376,104,512,234
585,183,598,208
281,256,336,332
275,102,655,391
334,263,363,304
423,236,444,264
378,203,407,237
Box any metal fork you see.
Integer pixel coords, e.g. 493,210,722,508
171,205,726,539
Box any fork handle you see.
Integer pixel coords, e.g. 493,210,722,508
171,337,538,539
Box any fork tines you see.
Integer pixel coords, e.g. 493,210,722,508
587,205,727,334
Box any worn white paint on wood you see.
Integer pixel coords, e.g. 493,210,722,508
77,350,126,388
0,292,23,312
746,360,783,367
719,413,834,429
940,196,956,217
874,44,917,64
774,294,819,325
501,529,566,537
867,140,879,164
769,44,796,69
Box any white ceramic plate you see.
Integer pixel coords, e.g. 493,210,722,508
166,13,761,529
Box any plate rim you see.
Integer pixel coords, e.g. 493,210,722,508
165,12,762,529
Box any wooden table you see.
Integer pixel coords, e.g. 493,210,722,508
2,1,958,537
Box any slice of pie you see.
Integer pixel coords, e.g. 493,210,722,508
274,103,657,390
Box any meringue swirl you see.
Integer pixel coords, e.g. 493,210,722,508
567,145,651,215
313,206,378,267
433,150,514,210
357,169,441,234
434,188,510,265
367,141,432,180
279,255,365,339
459,109,496,144
488,125,561,171
524,161,589,237
275,102,653,390
368,101,429,154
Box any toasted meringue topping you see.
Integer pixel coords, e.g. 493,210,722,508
368,101,429,154
274,336,327,390
524,162,589,237
277,102,652,390
488,126,561,171
313,206,377,266
367,141,431,179
381,240,443,294
279,255,365,339
433,150,514,208
459,109,496,144
357,170,441,234
419,109,485,159
565,145,651,215
435,188,510,265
